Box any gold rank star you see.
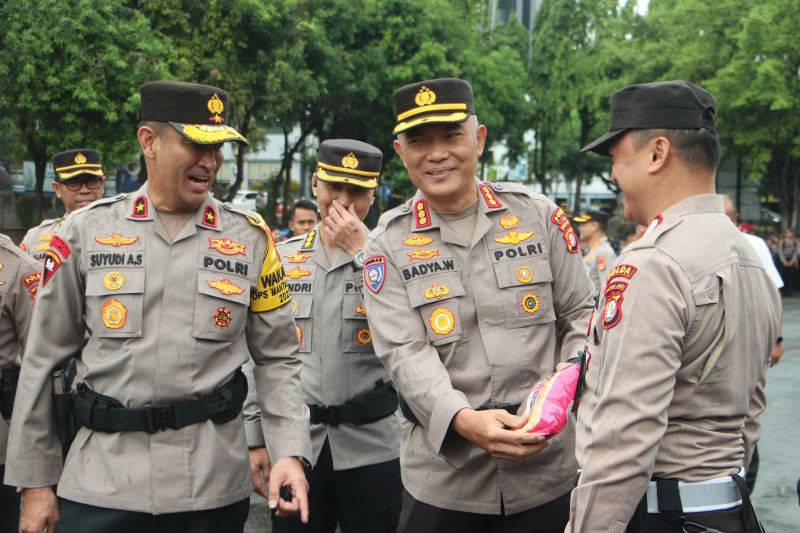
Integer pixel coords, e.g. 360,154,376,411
206,211,215,222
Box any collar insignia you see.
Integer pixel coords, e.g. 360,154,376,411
207,277,245,295
403,234,433,246
285,266,311,279
95,233,139,247
479,183,502,208
202,205,217,228
302,230,316,250
132,196,148,218
414,199,431,229
209,237,246,256
407,249,440,261
500,215,519,229
644,214,663,237
285,251,312,263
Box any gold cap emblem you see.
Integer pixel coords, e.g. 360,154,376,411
341,152,359,169
207,93,224,123
74,153,87,164
415,86,436,107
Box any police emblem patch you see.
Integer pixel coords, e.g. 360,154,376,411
521,293,540,314
208,237,246,256
355,303,366,316
213,306,232,327
21,272,41,300
132,196,148,218
202,205,217,228
95,234,139,247
74,152,87,164
342,152,359,169
515,266,534,283
500,215,519,229
42,250,62,287
363,254,386,294
407,249,440,261
428,307,455,335
103,271,125,291
207,278,245,295
601,292,623,330
207,93,225,123
101,298,127,329
494,230,534,245
403,235,433,247
356,327,372,345
285,266,311,279
414,199,431,229
424,283,450,300
415,86,436,106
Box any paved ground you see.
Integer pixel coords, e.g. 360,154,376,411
245,297,800,532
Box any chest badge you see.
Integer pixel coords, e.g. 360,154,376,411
355,303,366,316
500,215,519,229
429,307,455,335
494,230,533,245
424,283,450,300
103,271,125,290
95,233,138,248
207,278,245,295
285,266,311,279
213,306,232,327
101,298,127,329
515,266,534,283
356,327,372,345
403,235,433,247
363,254,386,294
521,293,540,314
285,251,312,263
209,237,246,256
203,205,218,228
407,248,440,261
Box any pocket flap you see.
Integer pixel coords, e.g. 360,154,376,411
197,271,251,305
493,259,553,289
86,269,145,296
292,295,313,318
405,273,466,309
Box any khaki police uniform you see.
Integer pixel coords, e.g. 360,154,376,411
363,181,595,515
569,195,780,530
582,236,616,298
20,218,63,261
4,184,310,514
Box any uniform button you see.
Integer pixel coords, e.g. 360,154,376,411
401,205,410,212
493,183,503,190
708,290,716,300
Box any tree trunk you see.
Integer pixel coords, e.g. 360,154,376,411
227,107,253,203
573,105,591,212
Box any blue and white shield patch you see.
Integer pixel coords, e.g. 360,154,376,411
363,254,386,294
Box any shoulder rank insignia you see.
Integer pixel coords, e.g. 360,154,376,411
285,266,311,279
355,303,366,316
213,306,232,327
42,251,62,287
597,256,606,272
95,233,139,247
494,230,533,245
302,230,316,250
500,215,519,229
414,199,431,229
132,196,148,218
606,264,637,283
407,249,440,261
601,291,624,330
479,183,502,209
208,277,245,295
103,271,124,291
356,327,372,345
363,254,386,294
101,298,127,329
644,214,664,237
428,307,455,335
424,283,450,300
285,251,312,263
209,236,246,256
403,234,433,247
202,204,217,228
521,293,540,314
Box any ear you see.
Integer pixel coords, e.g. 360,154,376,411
369,188,376,207
393,138,408,169
311,173,318,198
137,125,158,159
52,181,62,199
475,124,488,156
648,136,670,174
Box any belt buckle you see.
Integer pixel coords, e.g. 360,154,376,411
326,406,340,426
144,405,176,433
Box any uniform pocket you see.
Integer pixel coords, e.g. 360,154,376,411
194,271,249,341
342,292,372,353
85,269,145,338
492,258,556,329
292,295,313,353
404,274,465,346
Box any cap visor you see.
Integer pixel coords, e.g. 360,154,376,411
580,130,626,156
170,122,248,145
572,215,590,222
316,168,377,189
58,168,105,180
393,112,469,135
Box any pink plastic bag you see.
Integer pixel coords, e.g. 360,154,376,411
514,363,581,438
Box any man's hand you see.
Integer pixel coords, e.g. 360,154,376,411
249,446,271,500
770,342,784,367
19,486,59,533
451,408,548,462
268,456,310,523
323,200,366,257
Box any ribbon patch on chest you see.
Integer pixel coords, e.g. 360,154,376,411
428,307,455,335
213,306,232,327
407,249,440,261
521,293,540,314
101,298,127,329
363,254,386,294
356,327,372,345
403,234,433,246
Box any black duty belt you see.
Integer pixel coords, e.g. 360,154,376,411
398,395,520,426
74,368,247,434
309,379,398,426
0,366,21,420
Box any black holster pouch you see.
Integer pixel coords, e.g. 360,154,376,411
73,367,247,433
53,359,80,459
309,379,398,426
0,365,21,420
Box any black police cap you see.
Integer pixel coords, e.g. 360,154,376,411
52,149,103,181
582,80,716,156
316,139,382,189
140,80,247,145
393,78,475,135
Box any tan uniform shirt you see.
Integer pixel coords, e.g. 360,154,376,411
363,181,594,514
0,235,41,464
4,184,311,514
583,236,617,299
568,195,781,531
20,218,63,261
244,227,401,470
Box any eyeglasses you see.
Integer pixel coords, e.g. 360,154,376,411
62,177,103,191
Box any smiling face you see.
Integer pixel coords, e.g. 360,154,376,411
53,175,105,214
138,123,223,211
394,118,486,212
312,178,374,223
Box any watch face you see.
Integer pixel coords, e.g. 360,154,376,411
354,250,365,267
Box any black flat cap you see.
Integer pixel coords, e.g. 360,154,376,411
52,149,104,181
573,209,609,227
393,78,474,135
316,139,382,189
140,80,247,145
582,80,716,155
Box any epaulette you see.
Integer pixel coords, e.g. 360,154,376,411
487,181,534,198
369,199,414,239
29,217,59,231
71,193,128,217
221,201,259,219
0,234,43,268
279,234,306,247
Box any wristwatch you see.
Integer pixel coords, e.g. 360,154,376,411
351,249,365,271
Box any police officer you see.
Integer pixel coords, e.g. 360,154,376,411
287,199,320,238
362,78,594,532
4,80,311,533
247,139,402,532
568,81,780,532
20,149,106,260
573,209,616,300
0,168,42,533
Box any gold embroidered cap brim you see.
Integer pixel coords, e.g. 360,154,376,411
57,168,105,180
171,122,248,145
393,111,470,135
316,168,377,189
